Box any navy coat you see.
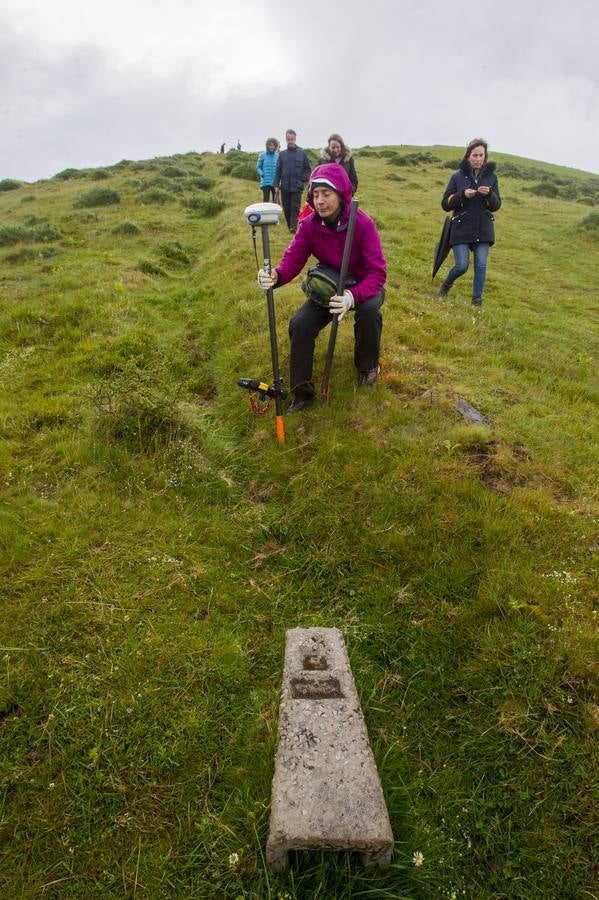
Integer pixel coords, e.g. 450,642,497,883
275,146,312,193
441,160,501,246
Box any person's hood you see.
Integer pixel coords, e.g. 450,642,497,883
320,146,352,164
459,159,496,176
306,163,353,226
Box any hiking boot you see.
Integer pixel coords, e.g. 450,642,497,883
358,365,380,387
436,282,451,298
471,297,482,307
287,395,313,413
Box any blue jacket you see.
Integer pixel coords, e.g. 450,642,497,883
256,150,278,188
442,160,501,246
275,146,312,192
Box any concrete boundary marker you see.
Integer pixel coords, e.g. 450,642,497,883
266,627,394,871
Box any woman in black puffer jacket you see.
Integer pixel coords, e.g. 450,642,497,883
437,138,501,306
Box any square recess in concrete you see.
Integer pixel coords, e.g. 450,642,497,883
266,627,394,871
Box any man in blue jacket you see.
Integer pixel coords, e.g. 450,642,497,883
275,129,312,233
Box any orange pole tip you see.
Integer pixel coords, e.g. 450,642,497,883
275,415,286,443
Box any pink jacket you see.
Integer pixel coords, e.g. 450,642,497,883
274,164,386,304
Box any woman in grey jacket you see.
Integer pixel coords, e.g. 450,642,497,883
438,138,501,307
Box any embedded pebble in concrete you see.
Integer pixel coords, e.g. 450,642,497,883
266,627,394,872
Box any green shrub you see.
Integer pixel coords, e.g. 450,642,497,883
137,189,174,205
0,222,62,246
221,160,258,181
90,169,111,180
90,367,188,453
74,187,121,208
112,221,141,235
388,152,441,167
157,241,193,267
443,159,461,169
528,182,560,198
183,195,226,217
0,179,22,191
187,176,216,191
161,165,187,178
137,259,169,276
4,247,38,264
577,210,599,232
53,167,81,181
144,176,184,194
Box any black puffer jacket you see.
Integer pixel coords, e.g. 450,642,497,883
441,160,501,246
317,147,358,194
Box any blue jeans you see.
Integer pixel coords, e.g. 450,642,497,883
445,243,490,299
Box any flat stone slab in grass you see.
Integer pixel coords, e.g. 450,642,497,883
266,627,394,872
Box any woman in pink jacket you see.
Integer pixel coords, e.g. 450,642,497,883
258,164,386,412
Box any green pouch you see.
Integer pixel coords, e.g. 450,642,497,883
301,264,357,308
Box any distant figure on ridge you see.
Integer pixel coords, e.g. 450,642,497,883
256,137,280,202
237,140,242,150
437,138,501,307
318,133,358,195
275,129,312,233
219,142,226,154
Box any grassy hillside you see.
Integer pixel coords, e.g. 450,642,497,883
0,145,598,898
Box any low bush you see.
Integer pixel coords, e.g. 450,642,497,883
53,167,81,181
187,176,216,191
528,182,560,198
137,189,174,205
388,152,441,167
577,210,599,232
4,247,39,264
157,241,193,267
0,222,62,246
221,160,258,181
90,366,188,452
112,221,141,235
160,165,187,178
137,259,169,276
90,169,111,180
0,179,22,191
74,187,121,208
183,195,226,217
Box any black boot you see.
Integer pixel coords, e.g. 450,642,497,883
436,282,451,298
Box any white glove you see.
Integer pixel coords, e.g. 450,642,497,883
257,268,277,290
329,290,355,321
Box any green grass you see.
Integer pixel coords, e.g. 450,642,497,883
1,147,598,898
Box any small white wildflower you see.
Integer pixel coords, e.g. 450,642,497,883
48,782,56,790
412,850,424,867
228,851,240,869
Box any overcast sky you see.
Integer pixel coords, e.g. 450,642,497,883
2,0,598,182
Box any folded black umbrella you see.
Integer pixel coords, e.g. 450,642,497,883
432,216,452,279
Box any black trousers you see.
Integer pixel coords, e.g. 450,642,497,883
280,190,302,231
288,291,385,399
262,186,275,202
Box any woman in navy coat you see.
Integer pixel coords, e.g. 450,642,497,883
437,138,501,306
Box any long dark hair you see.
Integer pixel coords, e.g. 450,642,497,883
327,133,350,157
462,138,488,164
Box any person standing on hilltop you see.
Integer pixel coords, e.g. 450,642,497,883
437,138,501,307
257,164,386,412
256,138,280,202
318,134,358,194
275,130,312,233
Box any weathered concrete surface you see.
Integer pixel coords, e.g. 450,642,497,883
266,628,394,872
